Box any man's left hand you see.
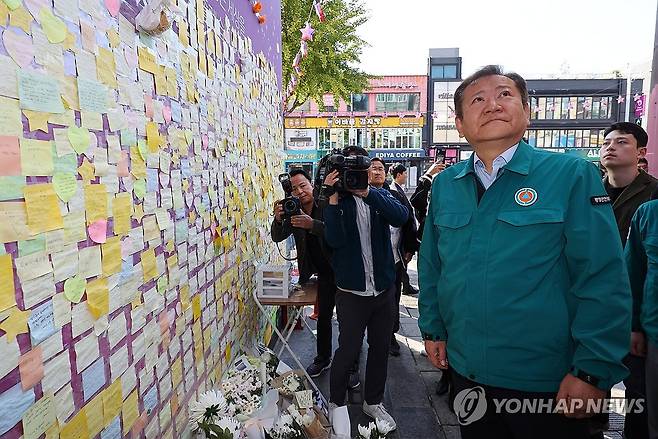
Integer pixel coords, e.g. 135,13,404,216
290,214,314,230
349,187,369,198
555,373,606,418
404,252,414,263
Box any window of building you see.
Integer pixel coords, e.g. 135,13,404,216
529,96,615,120
296,100,311,112
431,65,458,79
526,129,605,149
369,128,421,149
375,93,420,112
351,94,368,112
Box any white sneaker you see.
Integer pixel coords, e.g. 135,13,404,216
362,402,397,431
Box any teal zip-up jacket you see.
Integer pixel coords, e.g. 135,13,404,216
624,200,658,346
418,141,631,392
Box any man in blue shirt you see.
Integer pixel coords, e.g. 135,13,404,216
322,146,408,430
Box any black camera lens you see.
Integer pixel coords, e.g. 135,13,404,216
283,197,301,215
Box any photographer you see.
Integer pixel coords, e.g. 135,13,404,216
270,169,336,378
321,146,408,430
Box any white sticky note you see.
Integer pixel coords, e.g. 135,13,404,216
78,245,102,278
108,312,127,349
0,335,20,379
50,244,79,282
74,332,99,373
71,302,94,339
110,344,128,379
54,384,74,424
42,350,71,394
15,250,53,283
52,293,71,328
40,330,63,361
22,272,56,309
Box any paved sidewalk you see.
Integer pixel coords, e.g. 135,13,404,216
279,259,626,438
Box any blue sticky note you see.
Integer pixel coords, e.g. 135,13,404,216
0,383,35,435
146,168,158,192
28,300,57,345
101,417,121,439
82,357,106,402
143,385,158,414
171,100,182,123
181,159,192,178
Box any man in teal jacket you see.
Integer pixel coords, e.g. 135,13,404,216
418,65,631,438
624,197,658,439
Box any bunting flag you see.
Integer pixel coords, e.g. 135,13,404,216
283,0,333,110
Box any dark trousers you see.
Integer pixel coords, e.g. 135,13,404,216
623,353,649,439
315,273,337,361
330,285,395,406
401,265,414,293
452,372,591,439
392,262,403,335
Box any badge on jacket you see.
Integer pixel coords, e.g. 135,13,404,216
515,188,538,206
590,196,611,206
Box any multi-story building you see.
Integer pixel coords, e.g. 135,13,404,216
428,48,645,170
284,75,428,183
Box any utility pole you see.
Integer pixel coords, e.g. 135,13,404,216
626,63,632,122
647,3,658,173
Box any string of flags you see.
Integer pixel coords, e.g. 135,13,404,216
283,0,326,109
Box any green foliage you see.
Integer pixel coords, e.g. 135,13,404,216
281,0,373,112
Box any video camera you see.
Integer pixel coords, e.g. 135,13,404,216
315,148,371,196
278,173,302,228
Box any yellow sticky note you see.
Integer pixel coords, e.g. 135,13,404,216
132,203,144,223
97,47,117,89
122,390,139,435
107,29,120,48
0,96,22,137
130,146,146,179
0,201,32,243
192,295,201,321
84,184,108,225
23,110,50,133
84,392,104,438
86,277,108,319
112,192,131,235
137,47,157,74
78,157,95,182
0,306,29,341
20,138,54,176
141,248,156,282
0,254,16,312
9,7,32,33
23,183,64,234
101,236,121,277
39,7,66,43
180,285,190,310
146,122,160,153
22,393,56,439
102,379,122,427
59,407,89,439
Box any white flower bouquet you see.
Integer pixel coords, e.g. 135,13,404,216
188,390,242,439
264,413,305,439
221,368,265,419
271,370,306,398
356,419,395,439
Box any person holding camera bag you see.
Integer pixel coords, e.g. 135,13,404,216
270,169,337,378
320,146,408,430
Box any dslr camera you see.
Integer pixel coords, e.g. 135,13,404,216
278,173,301,227
315,148,371,194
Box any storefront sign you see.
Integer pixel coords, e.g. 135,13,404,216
369,149,426,160
545,148,601,161
285,150,318,161
284,116,424,129
285,129,317,150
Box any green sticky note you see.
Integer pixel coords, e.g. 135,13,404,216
64,276,86,303
133,179,146,200
77,78,107,113
137,139,148,161
0,176,25,201
18,69,65,113
19,237,46,257
2,0,22,11
0,244,6,255
120,129,137,147
52,173,78,202
156,276,167,294
67,126,90,154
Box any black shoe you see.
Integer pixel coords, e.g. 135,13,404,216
435,375,449,396
306,358,331,378
389,338,401,357
403,287,419,296
348,371,361,389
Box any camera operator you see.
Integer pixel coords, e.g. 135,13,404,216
321,146,408,430
270,169,337,378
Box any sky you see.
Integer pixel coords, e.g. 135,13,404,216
357,0,658,79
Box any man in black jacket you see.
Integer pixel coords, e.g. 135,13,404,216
378,160,419,355
270,169,337,377
389,163,419,296
598,122,658,439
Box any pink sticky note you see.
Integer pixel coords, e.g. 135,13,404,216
144,95,154,118
124,47,138,69
162,105,172,123
3,29,35,68
0,136,21,176
105,0,121,17
88,219,108,243
118,151,130,177
202,135,209,148
19,346,44,391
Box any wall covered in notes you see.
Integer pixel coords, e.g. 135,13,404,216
0,0,283,437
